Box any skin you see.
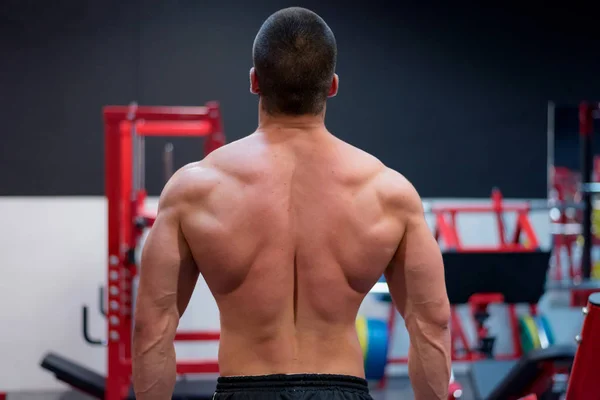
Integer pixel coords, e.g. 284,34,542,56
132,70,451,400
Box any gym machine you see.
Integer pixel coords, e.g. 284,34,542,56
41,102,226,400
548,101,600,306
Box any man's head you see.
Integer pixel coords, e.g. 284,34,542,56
251,7,338,116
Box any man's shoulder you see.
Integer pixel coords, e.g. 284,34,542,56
201,134,268,178
332,139,421,209
159,134,261,208
374,166,423,215
158,161,222,209
331,138,386,180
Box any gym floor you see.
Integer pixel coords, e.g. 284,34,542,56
5,374,476,400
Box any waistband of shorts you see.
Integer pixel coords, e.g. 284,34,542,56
216,374,369,393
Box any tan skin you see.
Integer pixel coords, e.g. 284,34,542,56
133,70,451,400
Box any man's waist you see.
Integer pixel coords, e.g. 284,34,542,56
215,374,369,393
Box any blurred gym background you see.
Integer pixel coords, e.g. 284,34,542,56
1,1,600,399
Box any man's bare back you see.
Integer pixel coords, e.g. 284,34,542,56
132,7,450,400
179,130,405,377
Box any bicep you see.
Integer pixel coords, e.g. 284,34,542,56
385,213,449,326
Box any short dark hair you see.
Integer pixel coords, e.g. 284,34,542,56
253,7,337,115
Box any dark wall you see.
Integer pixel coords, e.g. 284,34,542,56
1,1,599,197
553,105,600,172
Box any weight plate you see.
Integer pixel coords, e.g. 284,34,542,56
364,318,389,381
539,315,555,347
519,315,541,353
533,315,550,349
355,316,368,359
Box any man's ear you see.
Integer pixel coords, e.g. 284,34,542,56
328,74,339,98
250,67,260,95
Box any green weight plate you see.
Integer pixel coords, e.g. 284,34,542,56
519,315,540,353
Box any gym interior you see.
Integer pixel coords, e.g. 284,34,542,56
2,2,600,399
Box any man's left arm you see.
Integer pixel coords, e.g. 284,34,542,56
132,175,200,399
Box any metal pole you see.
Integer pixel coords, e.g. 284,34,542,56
163,143,174,183
579,102,593,280
547,102,555,195
140,135,145,190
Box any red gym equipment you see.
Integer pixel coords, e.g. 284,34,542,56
433,188,540,253
41,102,226,400
103,103,226,398
548,102,600,308
566,292,600,399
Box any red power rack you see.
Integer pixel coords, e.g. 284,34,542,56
103,102,225,400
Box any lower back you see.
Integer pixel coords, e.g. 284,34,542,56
217,322,366,377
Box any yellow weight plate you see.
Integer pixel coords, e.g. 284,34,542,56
355,316,368,358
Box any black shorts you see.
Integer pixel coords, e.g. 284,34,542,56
213,374,373,399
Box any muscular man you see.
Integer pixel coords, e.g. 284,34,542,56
133,7,451,400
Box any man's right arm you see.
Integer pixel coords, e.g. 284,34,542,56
383,177,451,400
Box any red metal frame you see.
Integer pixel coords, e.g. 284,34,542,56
571,287,600,307
447,296,529,362
103,102,225,400
133,120,213,136
432,189,540,252
566,293,600,398
550,166,581,281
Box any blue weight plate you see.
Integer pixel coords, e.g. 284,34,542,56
364,318,389,381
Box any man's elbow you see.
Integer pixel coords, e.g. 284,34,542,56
133,315,150,337
133,316,156,347
410,298,451,332
133,310,178,346
431,299,451,330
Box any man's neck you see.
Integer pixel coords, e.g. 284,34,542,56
257,108,326,133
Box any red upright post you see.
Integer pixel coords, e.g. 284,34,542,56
491,188,506,246
566,292,600,399
103,103,226,399
204,102,226,155
104,113,133,400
